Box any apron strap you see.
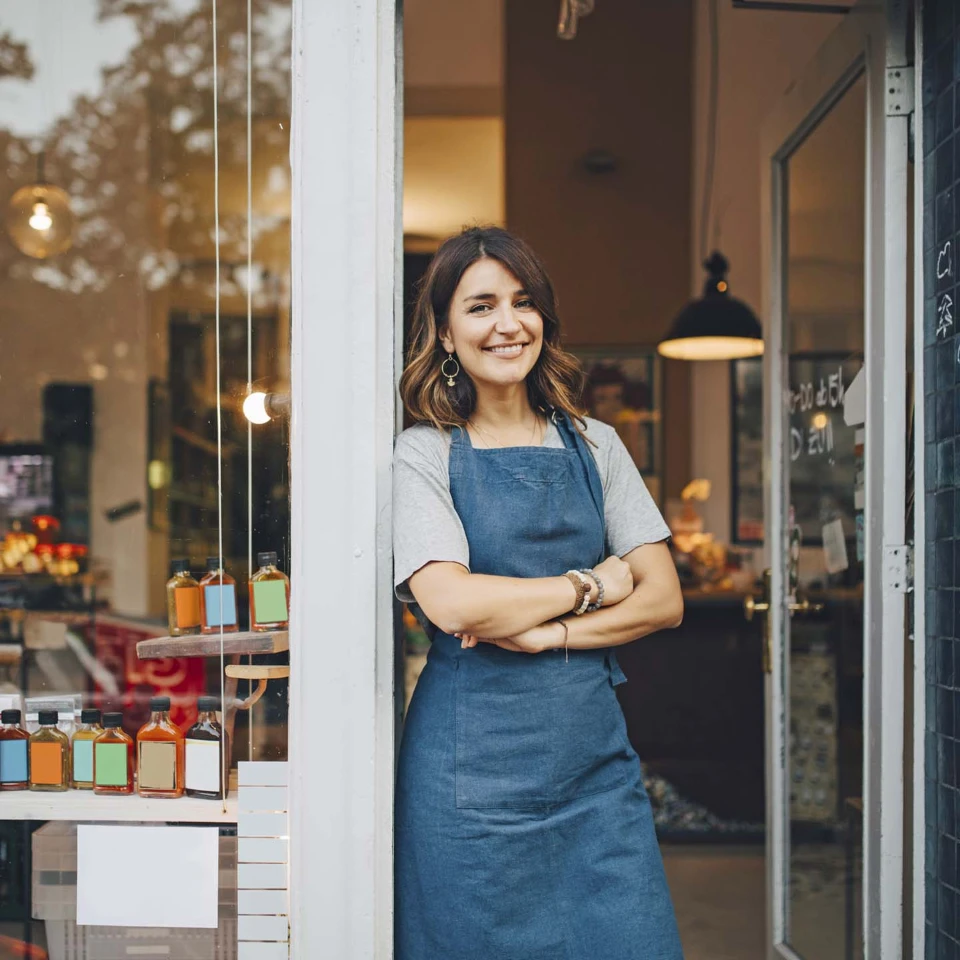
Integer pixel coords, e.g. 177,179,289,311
554,412,606,558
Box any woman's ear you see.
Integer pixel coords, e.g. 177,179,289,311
438,326,454,354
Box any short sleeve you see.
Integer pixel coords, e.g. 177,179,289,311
392,425,470,602
589,419,672,557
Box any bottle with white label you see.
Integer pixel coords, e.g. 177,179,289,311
185,696,225,800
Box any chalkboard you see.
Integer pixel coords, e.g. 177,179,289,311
731,353,862,545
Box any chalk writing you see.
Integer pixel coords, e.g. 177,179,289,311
938,240,953,280
786,364,845,462
788,366,845,414
938,293,954,339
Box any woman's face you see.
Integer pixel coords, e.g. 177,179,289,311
439,257,544,394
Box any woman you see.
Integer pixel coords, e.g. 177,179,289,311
394,226,685,959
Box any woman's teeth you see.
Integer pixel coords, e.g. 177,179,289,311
485,344,524,357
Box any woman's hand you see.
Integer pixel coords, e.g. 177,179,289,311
455,620,563,655
591,555,634,607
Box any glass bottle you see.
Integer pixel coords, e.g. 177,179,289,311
93,713,134,794
249,551,290,631
71,708,103,789
199,557,239,635
0,709,30,791
165,559,202,636
29,710,69,792
137,695,184,798
185,696,226,800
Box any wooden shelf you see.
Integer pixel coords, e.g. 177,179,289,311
0,790,237,823
137,630,288,660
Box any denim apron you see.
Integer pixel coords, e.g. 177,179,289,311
395,413,683,960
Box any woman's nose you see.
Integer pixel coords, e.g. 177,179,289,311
495,308,523,333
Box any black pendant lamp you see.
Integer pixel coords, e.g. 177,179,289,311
658,252,763,361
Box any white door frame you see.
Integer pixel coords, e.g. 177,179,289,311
759,2,909,957
288,0,401,956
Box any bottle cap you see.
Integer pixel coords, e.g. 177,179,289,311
149,696,171,713
103,712,123,728
1,709,21,724
206,556,223,571
38,709,58,725
170,558,191,575
197,696,220,713
80,708,101,725
257,551,278,567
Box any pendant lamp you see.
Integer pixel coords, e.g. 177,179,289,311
658,252,763,361
6,153,74,259
659,0,764,361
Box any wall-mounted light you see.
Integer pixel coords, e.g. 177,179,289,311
242,391,290,424
6,153,74,259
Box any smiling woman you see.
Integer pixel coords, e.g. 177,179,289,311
393,226,684,959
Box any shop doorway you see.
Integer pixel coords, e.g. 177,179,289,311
756,5,910,959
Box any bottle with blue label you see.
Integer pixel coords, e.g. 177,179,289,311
0,709,29,790
199,557,239,634
71,708,103,789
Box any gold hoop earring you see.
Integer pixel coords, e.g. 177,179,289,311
441,353,460,387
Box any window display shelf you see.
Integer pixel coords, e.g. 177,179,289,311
136,629,288,660
0,790,237,823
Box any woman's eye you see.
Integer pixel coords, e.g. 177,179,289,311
469,303,491,314
515,298,534,309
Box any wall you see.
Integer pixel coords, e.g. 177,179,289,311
504,0,693,500
689,1,835,542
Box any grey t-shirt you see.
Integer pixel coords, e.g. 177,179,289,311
393,416,671,602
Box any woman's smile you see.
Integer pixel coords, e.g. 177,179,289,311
483,342,529,358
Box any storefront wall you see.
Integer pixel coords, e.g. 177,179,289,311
288,0,399,955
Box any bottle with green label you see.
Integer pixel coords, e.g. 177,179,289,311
71,708,103,789
249,551,290,631
93,713,134,794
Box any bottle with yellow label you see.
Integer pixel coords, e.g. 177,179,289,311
166,559,202,636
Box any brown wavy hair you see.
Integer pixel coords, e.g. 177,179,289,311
400,226,586,431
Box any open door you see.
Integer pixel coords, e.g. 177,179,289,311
755,4,910,958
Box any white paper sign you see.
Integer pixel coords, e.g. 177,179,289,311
77,825,219,928
822,518,849,574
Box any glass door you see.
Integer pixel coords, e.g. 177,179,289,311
758,7,909,959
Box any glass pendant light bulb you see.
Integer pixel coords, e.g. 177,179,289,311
28,201,53,232
6,154,74,259
6,183,74,259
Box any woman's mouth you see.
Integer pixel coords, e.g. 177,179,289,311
483,343,527,358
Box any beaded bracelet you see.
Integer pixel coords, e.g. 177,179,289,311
579,568,604,613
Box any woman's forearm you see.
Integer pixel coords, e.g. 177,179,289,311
413,567,579,638
563,576,683,650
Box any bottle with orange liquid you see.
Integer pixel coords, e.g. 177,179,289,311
93,713,134,795
166,559,202,636
29,711,69,792
137,696,184,798
249,551,290,631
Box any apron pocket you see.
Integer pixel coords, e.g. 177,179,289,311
455,666,632,809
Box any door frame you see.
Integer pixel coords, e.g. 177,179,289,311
758,2,910,957
288,0,401,956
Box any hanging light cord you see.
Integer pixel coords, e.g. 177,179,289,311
699,0,720,264
211,0,227,816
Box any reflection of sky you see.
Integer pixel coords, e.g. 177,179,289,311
0,0,149,139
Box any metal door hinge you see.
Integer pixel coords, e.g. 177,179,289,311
886,66,914,117
883,544,913,593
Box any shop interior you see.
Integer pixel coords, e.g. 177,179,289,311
403,1,866,958
0,0,870,958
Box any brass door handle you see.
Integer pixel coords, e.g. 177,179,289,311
788,598,824,616
743,595,770,622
